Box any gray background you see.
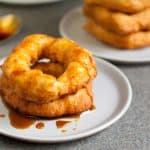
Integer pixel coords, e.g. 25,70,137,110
0,0,149,149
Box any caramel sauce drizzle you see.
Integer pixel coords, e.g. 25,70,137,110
0,97,35,129
56,120,71,129
90,105,96,111
36,122,45,129
9,109,35,129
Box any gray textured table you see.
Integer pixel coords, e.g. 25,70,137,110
0,0,149,150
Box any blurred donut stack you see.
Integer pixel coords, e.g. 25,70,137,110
83,0,150,49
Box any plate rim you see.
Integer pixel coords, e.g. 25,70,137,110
59,6,150,64
0,57,132,143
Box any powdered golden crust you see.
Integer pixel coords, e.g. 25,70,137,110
84,0,150,13
0,75,93,118
84,5,150,35
85,20,150,49
2,34,96,103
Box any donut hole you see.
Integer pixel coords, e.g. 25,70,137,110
31,59,65,78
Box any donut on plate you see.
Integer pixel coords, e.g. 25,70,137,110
2,34,96,103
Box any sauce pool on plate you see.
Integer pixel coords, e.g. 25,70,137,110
1,98,36,129
36,122,45,129
56,120,71,129
9,109,35,129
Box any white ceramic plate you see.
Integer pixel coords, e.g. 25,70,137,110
59,7,150,64
0,57,132,143
0,0,62,5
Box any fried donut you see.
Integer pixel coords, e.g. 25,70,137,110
84,5,150,35
85,19,150,49
2,34,96,103
0,75,93,118
84,0,150,13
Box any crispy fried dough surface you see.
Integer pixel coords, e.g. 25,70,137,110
84,0,150,13
2,34,96,103
85,20,150,49
0,75,93,118
84,5,150,35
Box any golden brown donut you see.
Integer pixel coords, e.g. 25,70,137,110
2,34,96,103
84,0,150,13
85,19,150,49
84,5,150,35
0,75,93,118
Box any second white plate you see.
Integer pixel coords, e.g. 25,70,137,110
59,7,150,64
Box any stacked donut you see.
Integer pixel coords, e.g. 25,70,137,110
0,34,97,118
83,0,150,49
